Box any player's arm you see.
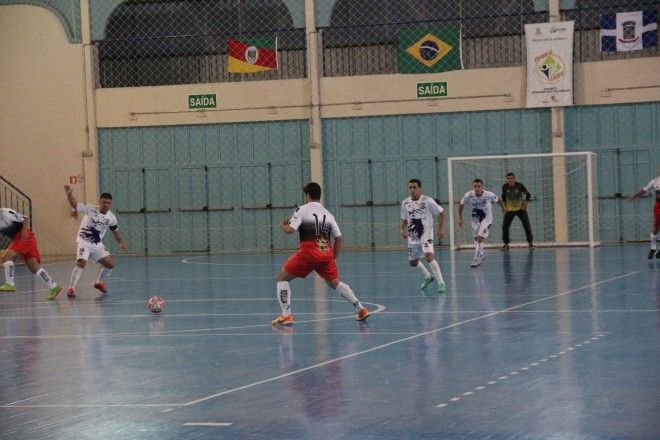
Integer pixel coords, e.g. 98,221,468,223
627,187,647,202
400,219,408,238
521,184,531,210
111,229,129,252
280,218,295,234
64,185,78,209
437,211,445,239
333,235,343,259
19,216,29,240
501,184,508,213
498,197,506,214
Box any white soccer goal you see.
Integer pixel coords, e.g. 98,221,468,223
447,152,599,250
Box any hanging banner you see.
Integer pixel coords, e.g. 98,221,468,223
525,21,574,107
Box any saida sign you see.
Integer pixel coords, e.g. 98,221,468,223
188,94,217,109
416,82,447,98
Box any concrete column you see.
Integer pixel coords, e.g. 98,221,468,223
80,0,99,203
549,0,569,243
305,0,324,193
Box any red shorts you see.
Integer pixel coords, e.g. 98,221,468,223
654,200,660,229
283,243,339,281
8,230,41,264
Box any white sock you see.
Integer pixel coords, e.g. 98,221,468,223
98,267,113,282
4,261,15,286
276,281,291,316
651,233,658,251
36,268,56,289
415,262,431,279
474,240,480,259
69,266,83,289
335,281,362,309
477,242,485,256
428,259,445,284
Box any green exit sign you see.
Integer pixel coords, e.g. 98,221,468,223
188,94,217,109
417,82,447,98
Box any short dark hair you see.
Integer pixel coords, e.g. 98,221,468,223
303,182,322,200
100,193,113,200
473,179,483,184
408,178,422,187
506,172,515,178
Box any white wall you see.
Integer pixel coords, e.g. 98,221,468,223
0,5,90,256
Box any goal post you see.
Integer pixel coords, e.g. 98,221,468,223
447,152,599,250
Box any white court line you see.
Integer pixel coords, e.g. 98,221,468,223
0,303,386,340
180,271,638,408
183,422,233,427
2,403,182,408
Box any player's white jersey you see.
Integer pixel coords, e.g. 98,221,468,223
460,190,499,224
400,195,443,245
642,176,660,199
0,208,25,237
288,201,341,245
75,203,118,244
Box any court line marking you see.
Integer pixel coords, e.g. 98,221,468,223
1,308,656,320
436,334,606,408
183,422,233,427
180,271,638,408
0,302,386,340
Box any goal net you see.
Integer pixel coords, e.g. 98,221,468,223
447,152,599,250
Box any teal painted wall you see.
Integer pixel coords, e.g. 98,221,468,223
323,109,552,248
98,120,310,254
565,102,660,242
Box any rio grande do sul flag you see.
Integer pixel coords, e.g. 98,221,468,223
600,10,657,52
228,38,278,73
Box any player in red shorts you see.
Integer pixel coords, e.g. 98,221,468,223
0,208,62,299
271,182,369,326
628,175,660,259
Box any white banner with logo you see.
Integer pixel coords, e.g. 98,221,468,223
525,21,574,107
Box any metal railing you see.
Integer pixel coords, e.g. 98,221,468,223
0,176,32,249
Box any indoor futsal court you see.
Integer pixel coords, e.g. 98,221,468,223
0,245,657,439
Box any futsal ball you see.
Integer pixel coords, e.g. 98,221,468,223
147,296,166,314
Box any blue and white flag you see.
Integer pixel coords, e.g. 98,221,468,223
601,10,657,52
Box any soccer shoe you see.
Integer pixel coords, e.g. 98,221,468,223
0,283,16,292
356,307,369,321
420,276,435,290
470,257,480,268
93,282,107,294
47,284,62,300
501,244,510,250
529,243,536,250
437,282,447,293
271,314,294,326
648,249,656,259
67,287,76,298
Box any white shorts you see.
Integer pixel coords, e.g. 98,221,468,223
408,240,434,261
471,220,492,239
75,241,110,262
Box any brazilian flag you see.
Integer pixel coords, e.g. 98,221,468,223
398,27,462,74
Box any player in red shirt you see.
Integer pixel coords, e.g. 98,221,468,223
0,208,62,299
272,182,369,326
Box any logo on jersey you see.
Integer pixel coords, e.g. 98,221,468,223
408,218,425,240
316,237,330,251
